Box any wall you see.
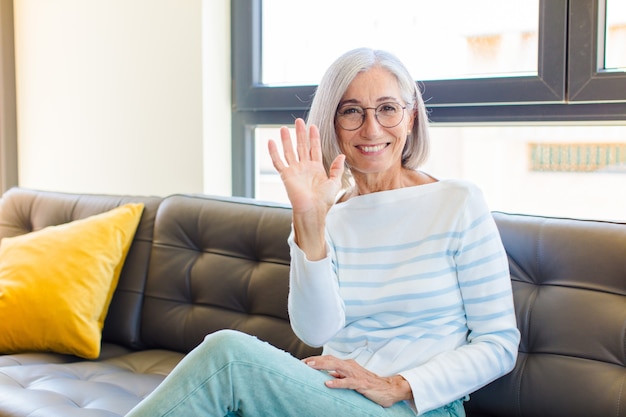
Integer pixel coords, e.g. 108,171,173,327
201,0,231,196
13,0,231,196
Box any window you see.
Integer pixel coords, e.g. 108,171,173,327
261,0,539,85
604,1,626,70
232,0,626,221
233,0,568,112
254,124,626,221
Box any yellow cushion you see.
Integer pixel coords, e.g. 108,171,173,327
0,203,144,359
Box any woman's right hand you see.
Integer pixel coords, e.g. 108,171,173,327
268,118,345,260
268,118,345,215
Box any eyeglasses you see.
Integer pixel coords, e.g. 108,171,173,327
335,102,407,131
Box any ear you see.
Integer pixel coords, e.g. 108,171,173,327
406,108,417,132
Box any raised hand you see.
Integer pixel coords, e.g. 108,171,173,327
268,118,345,215
302,355,413,408
268,119,345,260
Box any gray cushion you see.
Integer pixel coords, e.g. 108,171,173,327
0,349,183,417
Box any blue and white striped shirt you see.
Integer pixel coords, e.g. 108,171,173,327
288,180,520,415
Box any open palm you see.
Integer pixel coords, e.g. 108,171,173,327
268,118,345,215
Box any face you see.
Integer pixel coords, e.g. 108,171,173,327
336,66,414,182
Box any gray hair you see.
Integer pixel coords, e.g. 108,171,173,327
306,48,430,189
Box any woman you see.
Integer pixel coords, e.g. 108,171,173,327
126,48,519,417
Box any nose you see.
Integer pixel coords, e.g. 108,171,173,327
361,108,383,137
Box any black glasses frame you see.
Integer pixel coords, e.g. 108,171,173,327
335,102,407,131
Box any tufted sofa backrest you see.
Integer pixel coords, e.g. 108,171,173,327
466,212,626,417
139,194,320,359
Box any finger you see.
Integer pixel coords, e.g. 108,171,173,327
328,154,346,183
325,377,353,389
302,355,340,371
280,126,298,165
301,355,322,363
295,118,311,161
302,358,323,369
267,139,285,172
309,124,323,162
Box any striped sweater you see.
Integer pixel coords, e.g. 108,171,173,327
288,179,520,415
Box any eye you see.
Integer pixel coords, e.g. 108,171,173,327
338,106,364,116
378,103,400,114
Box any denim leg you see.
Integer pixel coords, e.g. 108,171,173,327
125,329,462,417
418,397,466,417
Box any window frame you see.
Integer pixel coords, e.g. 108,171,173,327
231,0,626,197
233,0,569,111
568,0,626,102
0,0,18,194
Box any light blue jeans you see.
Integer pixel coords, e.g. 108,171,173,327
125,330,465,417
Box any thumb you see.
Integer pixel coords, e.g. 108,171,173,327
328,154,346,184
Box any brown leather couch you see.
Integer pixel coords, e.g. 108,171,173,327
0,187,624,417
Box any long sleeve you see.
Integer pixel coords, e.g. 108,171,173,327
287,232,346,347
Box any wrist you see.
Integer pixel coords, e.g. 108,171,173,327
292,210,328,261
389,375,413,402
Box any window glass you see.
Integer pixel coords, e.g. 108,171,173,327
255,124,626,222
605,0,626,70
261,0,539,85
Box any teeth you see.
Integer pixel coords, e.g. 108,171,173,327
359,144,386,153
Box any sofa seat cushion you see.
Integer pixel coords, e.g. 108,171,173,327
0,343,136,367
0,349,184,417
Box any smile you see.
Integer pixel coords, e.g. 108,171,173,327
357,143,388,153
